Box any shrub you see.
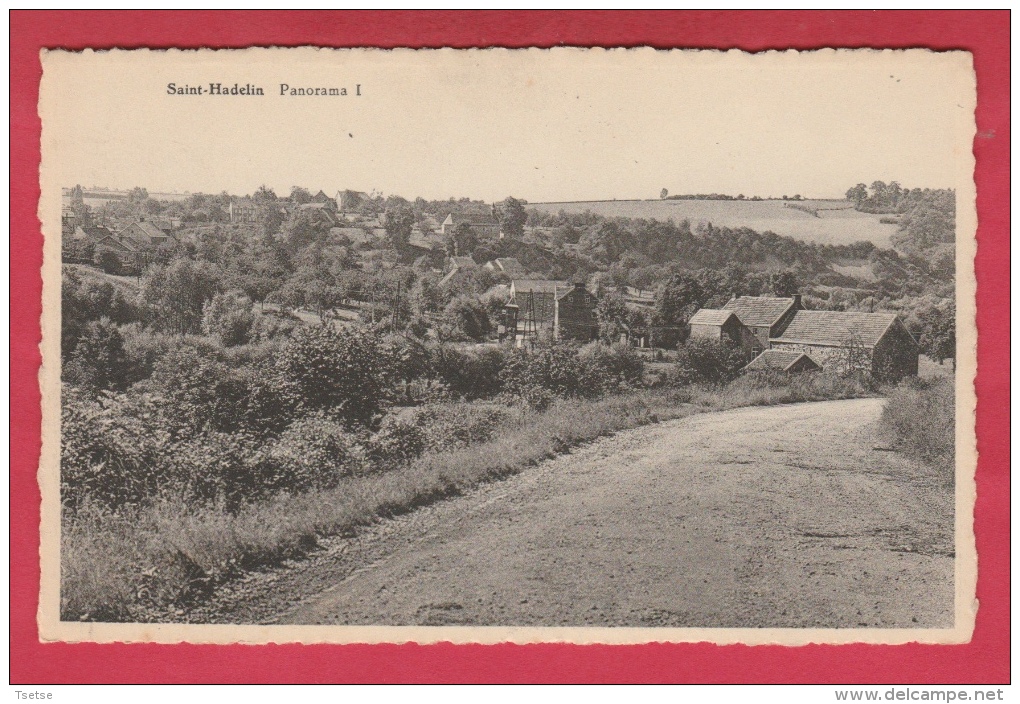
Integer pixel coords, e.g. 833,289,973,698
61,389,175,509
202,290,257,346
881,376,954,480
63,318,130,393
577,342,644,394
266,415,368,491
671,338,746,385
366,415,427,467
410,402,516,452
277,325,384,426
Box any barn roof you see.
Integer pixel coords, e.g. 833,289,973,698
689,308,736,326
744,349,820,372
723,296,798,327
771,310,898,347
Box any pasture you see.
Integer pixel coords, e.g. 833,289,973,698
529,199,899,247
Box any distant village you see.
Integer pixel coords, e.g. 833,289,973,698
61,182,930,383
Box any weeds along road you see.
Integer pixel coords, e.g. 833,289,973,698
198,398,954,628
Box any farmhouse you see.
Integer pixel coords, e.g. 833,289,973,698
721,295,804,355
507,278,598,342
689,308,759,358
689,294,919,381
769,309,919,380
440,211,501,239
118,221,176,249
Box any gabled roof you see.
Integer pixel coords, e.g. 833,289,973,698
128,221,168,240
744,350,819,372
491,257,528,277
556,283,592,301
511,279,567,295
689,308,737,326
450,256,477,269
723,296,797,328
771,310,900,348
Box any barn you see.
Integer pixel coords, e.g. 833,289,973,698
769,310,919,381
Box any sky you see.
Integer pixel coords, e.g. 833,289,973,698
41,48,975,203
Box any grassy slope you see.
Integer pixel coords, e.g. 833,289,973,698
63,374,875,622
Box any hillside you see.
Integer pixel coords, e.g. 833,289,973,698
529,199,899,247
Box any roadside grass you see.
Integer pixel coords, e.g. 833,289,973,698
880,375,955,484
62,373,876,622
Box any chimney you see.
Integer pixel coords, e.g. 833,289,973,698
792,294,803,309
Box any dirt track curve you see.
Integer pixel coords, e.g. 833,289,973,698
196,398,953,628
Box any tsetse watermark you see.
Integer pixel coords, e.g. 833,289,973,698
13,693,53,700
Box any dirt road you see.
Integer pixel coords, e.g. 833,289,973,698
198,398,953,628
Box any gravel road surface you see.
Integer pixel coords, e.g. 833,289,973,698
196,398,953,628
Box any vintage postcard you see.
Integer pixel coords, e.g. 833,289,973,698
38,47,977,646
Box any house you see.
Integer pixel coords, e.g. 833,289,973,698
688,294,919,381
336,189,368,213
484,257,529,278
72,224,114,241
688,308,758,357
229,199,259,224
440,256,479,285
311,190,336,208
721,295,804,355
440,210,501,239
769,310,919,380
743,349,822,374
298,202,340,226
507,278,598,342
118,221,176,249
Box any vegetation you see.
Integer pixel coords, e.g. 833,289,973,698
881,376,955,483
58,177,957,621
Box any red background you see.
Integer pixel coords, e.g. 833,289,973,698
10,10,1009,684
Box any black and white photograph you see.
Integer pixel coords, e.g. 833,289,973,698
38,47,976,645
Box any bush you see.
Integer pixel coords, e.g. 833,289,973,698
366,415,427,466
671,338,746,385
266,415,369,491
202,290,257,346
427,344,509,399
881,376,954,479
63,318,130,393
409,402,516,452
61,389,175,509
577,342,644,394
277,325,384,426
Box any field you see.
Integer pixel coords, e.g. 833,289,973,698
529,199,900,247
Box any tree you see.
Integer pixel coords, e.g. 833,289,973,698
916,301,955,366
278,326,384,426
440,295,493,342
141,258,224,335
384,206,415,259
289,186,313,204
202,291,257,346
660,188,669,200
845,183,868,207
829,331,872,378
767,270,799,297
446,221,477,257
63,318,129,393
127,187,149,203
596,291,631,343
496,197,527,239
